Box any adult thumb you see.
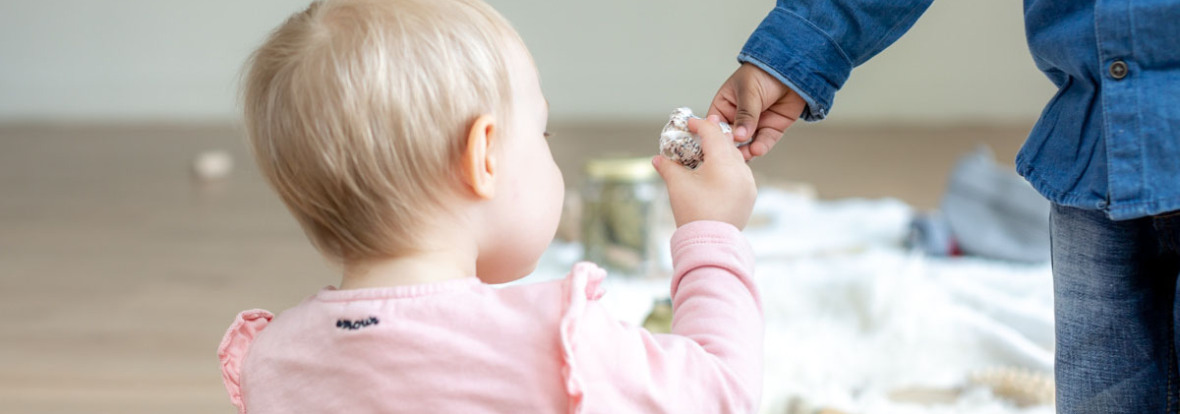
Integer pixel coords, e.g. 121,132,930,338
733,82,764,142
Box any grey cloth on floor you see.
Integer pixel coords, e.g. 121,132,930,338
908,211,956,256
941,147,1051,263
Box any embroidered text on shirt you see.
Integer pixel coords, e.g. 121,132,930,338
336,316,379,330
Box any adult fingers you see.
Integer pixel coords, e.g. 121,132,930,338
732,74,765,144
747,94,805,157
749,128,783,158
707,85,737,124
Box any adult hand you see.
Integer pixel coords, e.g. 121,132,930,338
707,63,807,160
652,115,757,230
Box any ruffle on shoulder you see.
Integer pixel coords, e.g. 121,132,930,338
217,309,273,414
558,262,606,414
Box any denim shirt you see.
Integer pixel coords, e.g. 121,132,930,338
739,0,1180,220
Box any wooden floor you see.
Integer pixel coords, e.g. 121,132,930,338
0,121,1030,413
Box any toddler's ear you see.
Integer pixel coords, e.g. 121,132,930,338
461,114,498,199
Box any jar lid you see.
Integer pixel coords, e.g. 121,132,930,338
584,157,658,182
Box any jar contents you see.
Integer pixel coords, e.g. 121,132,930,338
580,157,665,277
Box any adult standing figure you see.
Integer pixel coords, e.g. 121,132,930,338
709,1,1180,411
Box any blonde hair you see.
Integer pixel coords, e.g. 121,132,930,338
243,0,525,263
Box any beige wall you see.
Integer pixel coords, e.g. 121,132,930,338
832,0,1058,124
0,0,1056,124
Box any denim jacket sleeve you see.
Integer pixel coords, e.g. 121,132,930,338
739,0,934,121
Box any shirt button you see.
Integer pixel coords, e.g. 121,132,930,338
1109,60,1129,80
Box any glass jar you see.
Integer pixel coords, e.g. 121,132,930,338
580,157,665,277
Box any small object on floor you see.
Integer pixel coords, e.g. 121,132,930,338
192,150,234,182
784,396,851,414
887,386,963,404
906,211,960,257
886,366,1054,408
658,107,749,169
969,366,1054,407
642,297,673,334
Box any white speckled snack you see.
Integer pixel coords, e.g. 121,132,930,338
658,107,749,169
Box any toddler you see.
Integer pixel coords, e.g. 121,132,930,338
218,0,762,412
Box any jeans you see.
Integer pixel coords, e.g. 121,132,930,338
1052,204,1180,412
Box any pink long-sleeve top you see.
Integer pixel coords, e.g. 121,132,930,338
219,220,762,413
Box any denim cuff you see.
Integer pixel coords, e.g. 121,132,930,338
738,6,854,122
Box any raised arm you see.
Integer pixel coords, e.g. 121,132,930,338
560,117,762,412
563,221,761,413
710,0,935,159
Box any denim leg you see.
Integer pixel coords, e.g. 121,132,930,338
1052,204,1180,413
1157,210,1180,414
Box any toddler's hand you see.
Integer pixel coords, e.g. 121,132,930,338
653,115,757,230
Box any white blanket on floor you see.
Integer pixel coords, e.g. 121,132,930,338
530,190,1055,413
